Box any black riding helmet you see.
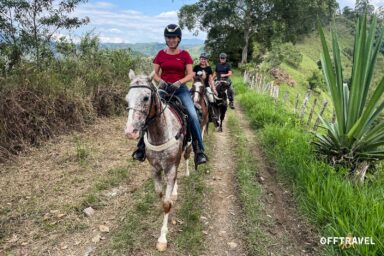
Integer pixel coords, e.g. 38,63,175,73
164,24,182,39
164,24,182,49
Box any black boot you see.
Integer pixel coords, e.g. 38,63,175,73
229,101,235,109
132,136,146,162
193,140,208,165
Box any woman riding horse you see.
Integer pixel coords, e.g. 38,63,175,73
132,24,208,166
193,53,220,127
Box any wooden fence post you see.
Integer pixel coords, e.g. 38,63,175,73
331,110,336,124
283,91,289,105
243,71,247,83
307,98,318,126
299,91,311,119
313,100,328,131
294,93,300,114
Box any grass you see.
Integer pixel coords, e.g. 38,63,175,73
74,166,131,211
226,110,266,255
233,75,384,255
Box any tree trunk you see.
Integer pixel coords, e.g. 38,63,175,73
353,161,369,184
241,29,250,64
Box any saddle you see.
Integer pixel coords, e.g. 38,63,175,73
158,89,192,146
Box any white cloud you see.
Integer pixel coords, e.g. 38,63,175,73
109,28,122,33
95,1,115,8
99,36,125,43
156,11,178,18
66,4,206,43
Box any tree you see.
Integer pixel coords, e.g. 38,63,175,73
179,0,337,64
0,0,89,69
342,6,356,20
179,0,272,64
355,0,375,16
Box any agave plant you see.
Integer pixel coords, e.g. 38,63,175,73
314,14,384,182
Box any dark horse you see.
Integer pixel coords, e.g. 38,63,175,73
214,79,230,132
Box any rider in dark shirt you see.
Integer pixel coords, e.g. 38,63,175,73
193,53,217,92
213,52,235,109
193,53,219,126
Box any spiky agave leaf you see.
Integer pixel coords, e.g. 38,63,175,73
316,14,384,171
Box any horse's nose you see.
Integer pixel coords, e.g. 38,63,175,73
125,125,140,140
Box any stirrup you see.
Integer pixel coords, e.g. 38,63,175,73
132,148,146,162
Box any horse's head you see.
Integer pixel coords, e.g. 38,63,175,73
192,70,206,103
124,69,156,140
215,79,230,97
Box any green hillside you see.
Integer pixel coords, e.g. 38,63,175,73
266,16,384,120
100,42,204,58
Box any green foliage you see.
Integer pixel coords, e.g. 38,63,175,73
0,0,89,69
0,34,141,160
315,14,384,173
265,43,284,68
307,70,325,91
280,43,303,68
234,77,384,256
264,42,303,69
179,0,337,63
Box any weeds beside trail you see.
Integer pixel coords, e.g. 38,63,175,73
0,36,144,162
233,74,384,256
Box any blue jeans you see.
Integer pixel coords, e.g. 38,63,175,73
173,85,204,151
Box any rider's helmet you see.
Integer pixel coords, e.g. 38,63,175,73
199,52,208,59
219,52,227,59
164,24,182,40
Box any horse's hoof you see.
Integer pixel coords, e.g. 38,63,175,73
156,242,167,251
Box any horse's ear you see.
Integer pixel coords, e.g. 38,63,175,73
149,71,155,80
129,69,136,80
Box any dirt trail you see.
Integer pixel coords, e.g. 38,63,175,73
0,106,318,256
202,119,247,256
234,105,319,255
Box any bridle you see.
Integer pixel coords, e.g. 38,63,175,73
127,82,176,131
191,76,206,101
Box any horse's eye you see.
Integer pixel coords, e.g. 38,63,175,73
143,96,149,102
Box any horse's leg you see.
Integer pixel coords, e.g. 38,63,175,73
156,165,177,251
171,180,178,201
152,168,163,199
184,143,192,177
201,124,206,140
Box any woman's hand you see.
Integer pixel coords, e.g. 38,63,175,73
170,80,181,90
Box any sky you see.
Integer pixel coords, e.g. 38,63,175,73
60,0,384,44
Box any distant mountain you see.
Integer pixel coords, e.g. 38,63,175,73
99,39,205,58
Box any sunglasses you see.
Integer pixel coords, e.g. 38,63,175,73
220,57,226,59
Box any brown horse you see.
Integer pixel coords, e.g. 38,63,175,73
124,70,192,251
191,71,209,138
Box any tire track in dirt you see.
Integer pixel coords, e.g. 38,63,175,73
201,117,247,256
235,105,319,256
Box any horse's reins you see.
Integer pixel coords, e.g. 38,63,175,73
127,83,184,151
127,83,177,130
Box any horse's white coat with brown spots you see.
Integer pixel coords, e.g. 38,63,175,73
124,70,192,251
